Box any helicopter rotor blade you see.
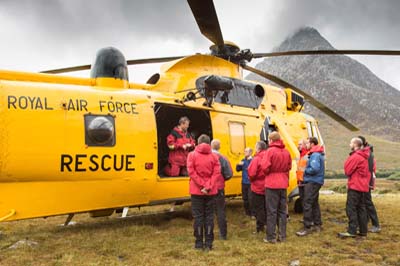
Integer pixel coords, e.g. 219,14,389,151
41,64,91,74
40,56,186,74
126,56,186,66
252,50,400,59
187,0,224,49
242,64,359,131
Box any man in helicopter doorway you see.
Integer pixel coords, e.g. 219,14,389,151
187,134,221,251
211,139,233,240
164,116,195,176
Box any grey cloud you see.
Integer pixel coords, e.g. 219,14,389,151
0,0,399,87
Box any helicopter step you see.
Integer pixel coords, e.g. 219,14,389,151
0,209,16,222
62,213,75,226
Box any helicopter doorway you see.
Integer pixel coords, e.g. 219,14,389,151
154,103,213,177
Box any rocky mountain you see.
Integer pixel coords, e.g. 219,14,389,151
247,27,400,142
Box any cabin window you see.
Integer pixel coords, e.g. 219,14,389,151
84,114,115,147
260,127,267,142
229,122,245,155
306,121,313,138
311,123,321,143
313,123,324,146
260,117,270,143
154,103,212,178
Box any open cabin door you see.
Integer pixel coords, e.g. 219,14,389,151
154,103,213,177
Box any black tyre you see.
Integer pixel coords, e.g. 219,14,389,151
294,198,303,214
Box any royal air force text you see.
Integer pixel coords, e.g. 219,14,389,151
7,95,138,114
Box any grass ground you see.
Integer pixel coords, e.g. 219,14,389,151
0,179,399,266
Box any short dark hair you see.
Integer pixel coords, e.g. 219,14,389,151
256,141,267,151
308,137,318,145
179,116,190,125
358,135,367,146
198,134,210,144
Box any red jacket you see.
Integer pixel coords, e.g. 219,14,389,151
248,150,267,195
300,148,309,158
187,143,220,196
167,126,195,166
261,140,292,189
344,148,370,192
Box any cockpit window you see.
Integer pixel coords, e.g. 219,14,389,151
195,75,265,109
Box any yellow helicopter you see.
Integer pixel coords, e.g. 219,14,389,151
1,0,399,224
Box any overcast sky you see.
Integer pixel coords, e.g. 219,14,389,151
1,0,399,89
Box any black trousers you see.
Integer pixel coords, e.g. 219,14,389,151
242,183,253,216
365,189,380,227
191,195,216,248
265,188,287,241
251,191,266,232
215,189,227,238
346,189,368,235
303,182,322,229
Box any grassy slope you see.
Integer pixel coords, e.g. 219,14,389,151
318,121,400,172
0,179,399,266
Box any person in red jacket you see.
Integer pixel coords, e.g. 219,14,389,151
261,132,292,243
338,137,370,238
164,116,195,176
248,141,268,234
187,134,220,250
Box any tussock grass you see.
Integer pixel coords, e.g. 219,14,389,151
388,172,400,181
0,179,400,266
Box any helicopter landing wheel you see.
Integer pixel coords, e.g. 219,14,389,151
294,198,303,214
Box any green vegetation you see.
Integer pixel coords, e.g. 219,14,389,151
387,172,400,181
318,121,400,171
0,179,399,266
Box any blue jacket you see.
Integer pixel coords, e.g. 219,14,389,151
236,157,252,184
303,146,325,185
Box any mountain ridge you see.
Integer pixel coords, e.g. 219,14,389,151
247,26,400,141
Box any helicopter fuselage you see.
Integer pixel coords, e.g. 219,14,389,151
0,55,318,222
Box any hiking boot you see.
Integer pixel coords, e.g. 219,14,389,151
194,244,204,250
337,232,356,238
296,228,312,237
312,225,322,232
263,238,276,244
277,236,286,242
369,226,381,233
253,227,265,234
357,232,367,237
204,246,213,252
